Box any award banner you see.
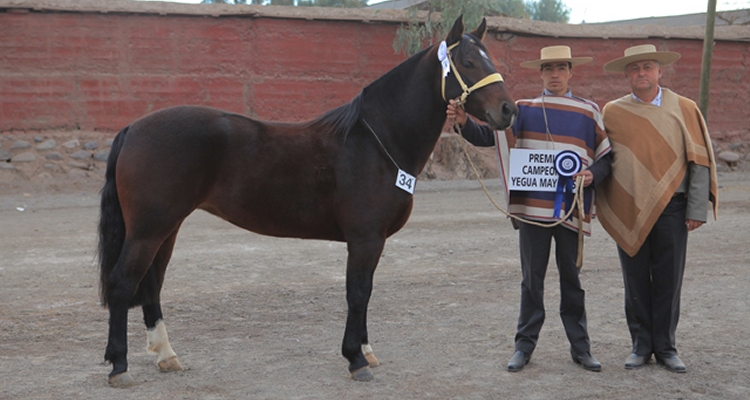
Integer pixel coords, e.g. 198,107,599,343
508,149,561,192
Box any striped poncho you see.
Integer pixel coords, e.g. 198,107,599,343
494,94,611,235
595,88,718,256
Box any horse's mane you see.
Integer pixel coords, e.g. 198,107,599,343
308,92,363,141
308,44,435,142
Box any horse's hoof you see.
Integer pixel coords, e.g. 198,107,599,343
350,366,374,382
158,356,183,372
364,352,380,368
108,372,135,388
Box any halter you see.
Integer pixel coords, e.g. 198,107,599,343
441,41,505,106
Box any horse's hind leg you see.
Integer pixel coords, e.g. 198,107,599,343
105,237,165,387
104,238,160,387
106,294,134,387
142,231,183,372
143,305,183,372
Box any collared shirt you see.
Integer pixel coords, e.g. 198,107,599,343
543,89,573,98
632,86,663,106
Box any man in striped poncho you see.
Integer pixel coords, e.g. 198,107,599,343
448,45,612,373
598,45,719,373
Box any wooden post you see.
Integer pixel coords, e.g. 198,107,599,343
699,0,718,119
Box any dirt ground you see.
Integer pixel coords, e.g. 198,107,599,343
1,153,749,399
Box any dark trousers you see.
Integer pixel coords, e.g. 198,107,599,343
515,222,590,356
618,195,688,358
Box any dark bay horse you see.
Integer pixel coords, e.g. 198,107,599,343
98,16,517,387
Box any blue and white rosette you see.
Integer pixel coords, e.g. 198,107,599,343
553,150,581,219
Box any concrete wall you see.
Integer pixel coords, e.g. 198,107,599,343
1,1,748,141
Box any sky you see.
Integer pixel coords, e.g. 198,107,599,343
563,0,750,24
138,0,750,24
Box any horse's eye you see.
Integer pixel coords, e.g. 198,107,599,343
462,60,475,68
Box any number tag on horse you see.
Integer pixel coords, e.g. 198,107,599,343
395,169,416,194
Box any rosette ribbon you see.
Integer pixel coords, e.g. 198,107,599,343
553,150,581,219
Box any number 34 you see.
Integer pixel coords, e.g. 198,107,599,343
395,169,415,194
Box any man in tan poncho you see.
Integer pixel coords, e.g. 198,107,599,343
597,45,718,373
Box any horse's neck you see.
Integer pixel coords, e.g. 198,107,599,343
360,51,446,174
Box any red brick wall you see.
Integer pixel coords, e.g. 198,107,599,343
492,35,748,140
1,9,747,138
0,11,400,131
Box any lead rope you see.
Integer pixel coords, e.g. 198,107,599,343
451,106,586,267
541,94,556,148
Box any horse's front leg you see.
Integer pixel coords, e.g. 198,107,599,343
342,236,385,381
361,309,380,368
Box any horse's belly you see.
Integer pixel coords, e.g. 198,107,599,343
199,194,345,242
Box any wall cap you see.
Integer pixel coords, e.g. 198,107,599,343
1,0,748,42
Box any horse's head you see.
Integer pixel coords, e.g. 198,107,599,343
442,16,518,130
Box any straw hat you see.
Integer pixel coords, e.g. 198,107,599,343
519,45,593,69
603,44,681,72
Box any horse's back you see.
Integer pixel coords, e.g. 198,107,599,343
116,106,345,240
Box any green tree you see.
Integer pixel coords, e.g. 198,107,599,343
394,0,497,56
298,0,368,6
201,0,255,4
527,0,570,23
495,0,529,18
394,0,569,56
200,0,366,5
201,0,262,4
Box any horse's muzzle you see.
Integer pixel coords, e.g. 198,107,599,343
486,101,518,131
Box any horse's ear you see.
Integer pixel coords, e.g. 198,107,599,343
445,15,464,46
469,18,487,42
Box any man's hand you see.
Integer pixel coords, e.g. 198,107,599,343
573,169,594,187
686,219,704,232
446,99,468,126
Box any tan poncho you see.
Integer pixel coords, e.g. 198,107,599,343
596,89,718,256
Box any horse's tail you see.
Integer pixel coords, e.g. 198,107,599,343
98,126,129,307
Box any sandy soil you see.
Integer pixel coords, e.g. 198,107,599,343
0,163,749,399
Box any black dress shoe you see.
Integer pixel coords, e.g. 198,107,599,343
657,355,687,373
572,352,602,372
507,350,531,372
624,353,649,369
